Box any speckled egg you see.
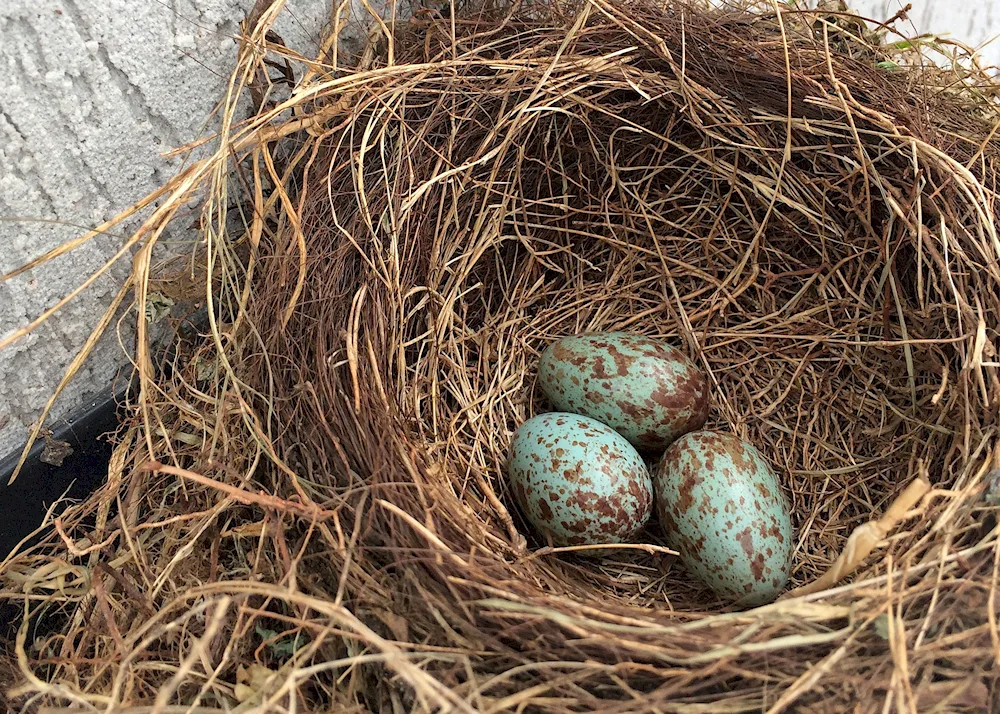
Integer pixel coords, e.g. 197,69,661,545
508,412,653,548
654,431,793,606
538,332,709,452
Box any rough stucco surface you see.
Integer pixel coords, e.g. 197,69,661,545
0,0,998,458
0,0,336,458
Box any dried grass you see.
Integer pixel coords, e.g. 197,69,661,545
3,0,1000,711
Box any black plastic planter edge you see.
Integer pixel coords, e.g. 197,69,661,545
0,381,132,486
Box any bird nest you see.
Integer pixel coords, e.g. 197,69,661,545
3,0,1000,711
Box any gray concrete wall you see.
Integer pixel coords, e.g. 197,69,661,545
0,0,997,459
0,0,334,458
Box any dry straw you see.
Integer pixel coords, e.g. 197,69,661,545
2,0,1000,711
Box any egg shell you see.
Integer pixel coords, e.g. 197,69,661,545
538,332,709,452
508,412,653,548
654,431,793,606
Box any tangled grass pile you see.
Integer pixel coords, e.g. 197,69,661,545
2,0,1000,711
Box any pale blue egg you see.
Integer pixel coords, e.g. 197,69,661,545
538,332,709,452
655,431,793,606
508,412,652,547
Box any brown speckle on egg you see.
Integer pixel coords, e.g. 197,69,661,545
654,430,794,606
508,412,652,551
538,332,709,453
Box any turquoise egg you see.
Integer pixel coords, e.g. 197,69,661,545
508,412,652,548
538,332,709,452
654,431,793,606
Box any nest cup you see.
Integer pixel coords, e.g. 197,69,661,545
3,0,1000,710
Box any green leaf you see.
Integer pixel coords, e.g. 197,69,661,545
193,356,217,383
984,469,1000,506
254,624,307,656
255,624,280,641
873,614,890,640
269,637,301,656
144,293,174,324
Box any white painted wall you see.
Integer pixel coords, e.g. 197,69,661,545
855,1,1000,66
0,0,997,458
